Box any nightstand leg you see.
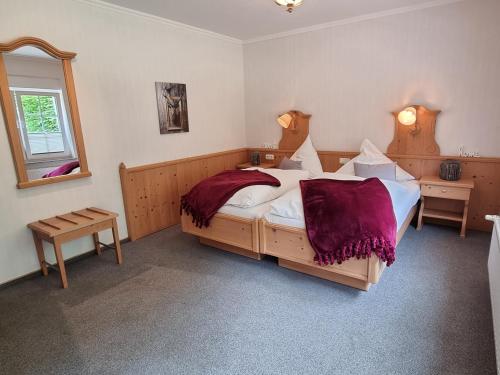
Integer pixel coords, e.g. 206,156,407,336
53,239,68,289
417,196,425,231
460,200,469,238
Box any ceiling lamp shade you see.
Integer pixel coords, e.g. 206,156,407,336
277,112,295,129
274,0,304,13
398,106,417,126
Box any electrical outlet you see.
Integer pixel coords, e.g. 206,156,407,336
339,157,351,165
265,154,275,160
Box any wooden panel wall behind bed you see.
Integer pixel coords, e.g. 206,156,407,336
249,148,500,232
119,147,498,241
119,149,248,241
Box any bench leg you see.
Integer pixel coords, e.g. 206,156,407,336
53,239,68,289
32,232,48,277
93,232,102,255
111,219,123,265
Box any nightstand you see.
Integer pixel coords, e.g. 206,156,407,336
417,176,474,237
236,162,276,169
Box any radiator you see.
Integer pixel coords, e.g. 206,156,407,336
487,214,500,374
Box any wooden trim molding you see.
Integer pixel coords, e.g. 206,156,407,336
62,60,89,174
0,37,90,188
0,37,76,59
17,171,92,189
0,54,27,182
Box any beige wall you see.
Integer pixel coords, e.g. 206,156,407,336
0,0,246,284
244,0,500,157
1,0,500,284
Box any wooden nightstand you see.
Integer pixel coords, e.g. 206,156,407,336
417,176,474,237
236,162,276,169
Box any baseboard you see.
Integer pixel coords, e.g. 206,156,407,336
0,237,130,290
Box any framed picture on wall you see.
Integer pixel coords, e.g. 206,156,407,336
155,82,189,134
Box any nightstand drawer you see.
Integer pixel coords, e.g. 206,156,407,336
421,184,470,200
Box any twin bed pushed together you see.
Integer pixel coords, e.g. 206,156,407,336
181,112,422,290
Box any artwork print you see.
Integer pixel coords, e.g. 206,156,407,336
155,82,189,134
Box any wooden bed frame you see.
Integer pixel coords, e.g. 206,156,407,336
259,205,418,290
181,213,261,260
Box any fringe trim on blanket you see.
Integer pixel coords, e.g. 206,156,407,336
313,236,396,267
180,197,209,228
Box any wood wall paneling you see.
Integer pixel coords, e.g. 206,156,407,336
248,148,499,232
120,148,498,241
120,149,248,240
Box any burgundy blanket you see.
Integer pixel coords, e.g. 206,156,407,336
181,170,281,228
300,178,397,266
43,161,80,178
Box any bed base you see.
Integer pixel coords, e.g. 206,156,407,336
181,212,261,260
199,238,262,260
260,205,418,291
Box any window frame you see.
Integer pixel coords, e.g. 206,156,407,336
11,88,75,163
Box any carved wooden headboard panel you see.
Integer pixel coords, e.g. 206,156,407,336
278,111,311,151
387,105,441,155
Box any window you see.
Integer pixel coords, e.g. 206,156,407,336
11,88,75,162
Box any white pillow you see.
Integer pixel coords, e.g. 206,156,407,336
226,168,310,208
290,135,324,177
337,139,414,181
270,188,304,220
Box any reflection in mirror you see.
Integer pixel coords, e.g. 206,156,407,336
4,46,80,181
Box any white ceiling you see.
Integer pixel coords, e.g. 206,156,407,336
102,0,453,41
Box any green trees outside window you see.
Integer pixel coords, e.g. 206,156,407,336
20,95,60,133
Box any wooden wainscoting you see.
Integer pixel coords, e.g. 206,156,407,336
118,147,498,241
249,148,500,232
120,149,248,241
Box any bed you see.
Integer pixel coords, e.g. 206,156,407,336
181,168,309,259
260,173,420,290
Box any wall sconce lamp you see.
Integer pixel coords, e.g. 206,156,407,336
398,106,420,135
277,112,296,130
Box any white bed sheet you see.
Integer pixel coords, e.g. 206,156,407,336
264,178,420,231
218,201,272,220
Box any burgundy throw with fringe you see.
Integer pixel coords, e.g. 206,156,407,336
300,178,397,266
181,170,281,228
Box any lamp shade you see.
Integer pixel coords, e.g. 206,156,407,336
398,107,417,126
277,112,294,129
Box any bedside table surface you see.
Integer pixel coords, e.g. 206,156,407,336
237,162,277,169
419,175,474,189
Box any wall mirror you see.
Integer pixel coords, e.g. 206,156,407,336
0,37,90,189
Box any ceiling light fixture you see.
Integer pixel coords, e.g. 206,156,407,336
274,0,304,13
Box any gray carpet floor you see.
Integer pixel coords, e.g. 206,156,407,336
0,224,496,375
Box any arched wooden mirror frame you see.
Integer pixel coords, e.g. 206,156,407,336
0,37,90,189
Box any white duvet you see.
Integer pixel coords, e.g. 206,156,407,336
225,168,310,208
268,172,420,230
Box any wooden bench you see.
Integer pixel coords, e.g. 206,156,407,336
28,207,123,288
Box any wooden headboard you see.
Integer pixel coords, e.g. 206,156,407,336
387,105,441,155
278,111,311,150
